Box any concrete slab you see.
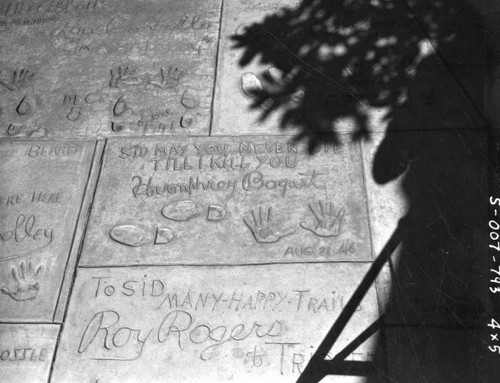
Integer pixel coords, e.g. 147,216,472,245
80,135,372,266
362,130,489,325
212,0,482,137
0,140,94,321
0,323,59,383
52,263,381,382
0,0,221,138
213,0,301,135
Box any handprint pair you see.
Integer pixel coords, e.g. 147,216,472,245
109,65,186,89
243,201,345,243
1,261,43,301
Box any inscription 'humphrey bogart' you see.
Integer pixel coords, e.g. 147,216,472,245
122,141,335,199
131,170,326,199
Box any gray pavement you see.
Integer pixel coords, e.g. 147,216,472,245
0,0,497,382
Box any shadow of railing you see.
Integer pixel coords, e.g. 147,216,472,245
296,225,401,383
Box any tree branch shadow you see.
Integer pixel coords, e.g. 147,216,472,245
232,0,495,381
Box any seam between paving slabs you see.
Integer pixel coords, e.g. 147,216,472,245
58,138,107,322
0,321,61,326
46,319,65,383
52,139,101,323
47,322,62,383
77,260,377,269
48,139,106,383
208,0,225,137
359,136,390,382
359,140,379,285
